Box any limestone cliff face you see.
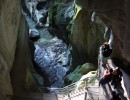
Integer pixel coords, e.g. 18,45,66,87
0,0,36,99
71,9,104,66
0,0,21,98
76,0,130,73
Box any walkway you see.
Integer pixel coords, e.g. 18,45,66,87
7,58,130,100
98,47,130,100
108,59,130,100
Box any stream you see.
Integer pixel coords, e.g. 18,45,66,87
25,0,72,89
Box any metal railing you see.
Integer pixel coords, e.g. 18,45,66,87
6,77,99,100
40,77,99,94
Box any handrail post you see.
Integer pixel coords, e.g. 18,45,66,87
85,78,88,88
84,91,87,100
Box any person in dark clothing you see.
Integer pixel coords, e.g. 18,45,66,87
116,67,123,77
102,62,108,70
99,42,112,70
101,42,112,58
99,68,113,86
110,91,121,100
111,67,123,88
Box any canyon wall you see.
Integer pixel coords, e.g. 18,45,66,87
76,0,130,74
0,0,37,99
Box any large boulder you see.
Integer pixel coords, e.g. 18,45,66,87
34,37,72,88
29,29,40,41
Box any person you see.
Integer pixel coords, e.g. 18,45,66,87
101,42,112,58
99,68,113,86
99,42,112,69
110,91,121,100
111,67,123,88
101,60,108,70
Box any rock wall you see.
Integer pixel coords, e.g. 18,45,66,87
71,9,104,67
0,0,20,98
76,0,130,74
0,0,37,99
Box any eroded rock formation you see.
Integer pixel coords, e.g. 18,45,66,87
0,0,20,98
25,0,72,89
34,37,71,88
1,0,130,99
76,0,130,74
0,0,37,99
71,9,104,67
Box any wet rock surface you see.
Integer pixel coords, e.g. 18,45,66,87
25,0,72,89
34,37,71,87
29,29,40,40
48,1,75,44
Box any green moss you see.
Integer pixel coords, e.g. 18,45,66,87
48,6,53,25
55,4,66,25
68,73,83,83
65,63,97,84
73,4,82,20
79,63,97,74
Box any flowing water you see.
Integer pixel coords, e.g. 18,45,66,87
25,1,72,89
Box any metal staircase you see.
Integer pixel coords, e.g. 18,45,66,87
7,77,99,100
53,77,99,100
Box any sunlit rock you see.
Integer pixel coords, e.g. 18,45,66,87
76,71,98,90
65,63,97,84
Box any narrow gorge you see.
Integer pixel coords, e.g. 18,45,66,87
0,0,130,100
